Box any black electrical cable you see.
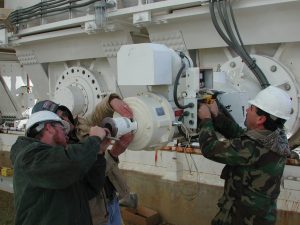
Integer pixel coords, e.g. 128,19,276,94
227,1,247,55
175,50,191,67
224,1,268,87
184,55,191,67
6,0,101,25
177,114,187,138
10,0,64,15
173,60,194,109
173,62,187,109
227,0,268,87
216,0,254,71
0,1,90,30
218,1,244,57
209,1,243,59
209,1,233,48
10,0,98,24
9,0,73,20
209,0,270,89
220,1,258,77
10,0,81,15
177,112,199,141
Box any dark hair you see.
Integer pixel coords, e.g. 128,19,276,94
256,107,286,131
57,105,75,125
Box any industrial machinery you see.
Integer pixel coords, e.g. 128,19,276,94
0,1,300,224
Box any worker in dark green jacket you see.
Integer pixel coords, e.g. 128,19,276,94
10,110,109,225
197,86,292,225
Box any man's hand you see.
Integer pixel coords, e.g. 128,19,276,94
89,126,108,140
89,126,110,154
110,98,133,119
207,101,219,117
110,133,134,158
198,104,211,120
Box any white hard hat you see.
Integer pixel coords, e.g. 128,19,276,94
248,86,292,120
26,111,70,136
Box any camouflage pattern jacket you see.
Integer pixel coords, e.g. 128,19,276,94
198,114,289,225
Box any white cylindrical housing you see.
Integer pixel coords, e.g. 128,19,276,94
100,117,137,138
115,93,175,150
113,117,137,137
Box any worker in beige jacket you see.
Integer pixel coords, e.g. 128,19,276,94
32,93,137,225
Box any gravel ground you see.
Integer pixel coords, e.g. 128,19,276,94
0,191,14,225
0,191,173,225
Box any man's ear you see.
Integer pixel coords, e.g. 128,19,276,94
257,115,267,126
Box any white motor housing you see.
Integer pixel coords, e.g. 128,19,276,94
116,92,175,150
117,43,192,87
117,43,173,85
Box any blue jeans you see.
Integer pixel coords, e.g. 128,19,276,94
106,196,122,225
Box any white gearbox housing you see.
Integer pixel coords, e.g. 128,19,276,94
116,92,175,150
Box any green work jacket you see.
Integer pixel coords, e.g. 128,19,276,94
10,135,106,225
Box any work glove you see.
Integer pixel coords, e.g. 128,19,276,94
110,98,133,119
110,133,134,157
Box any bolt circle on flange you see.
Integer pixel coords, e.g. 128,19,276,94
221,54,300,138
54,66,106,116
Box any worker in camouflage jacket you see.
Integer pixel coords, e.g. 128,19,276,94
197,86,292,225
32,93,137,225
